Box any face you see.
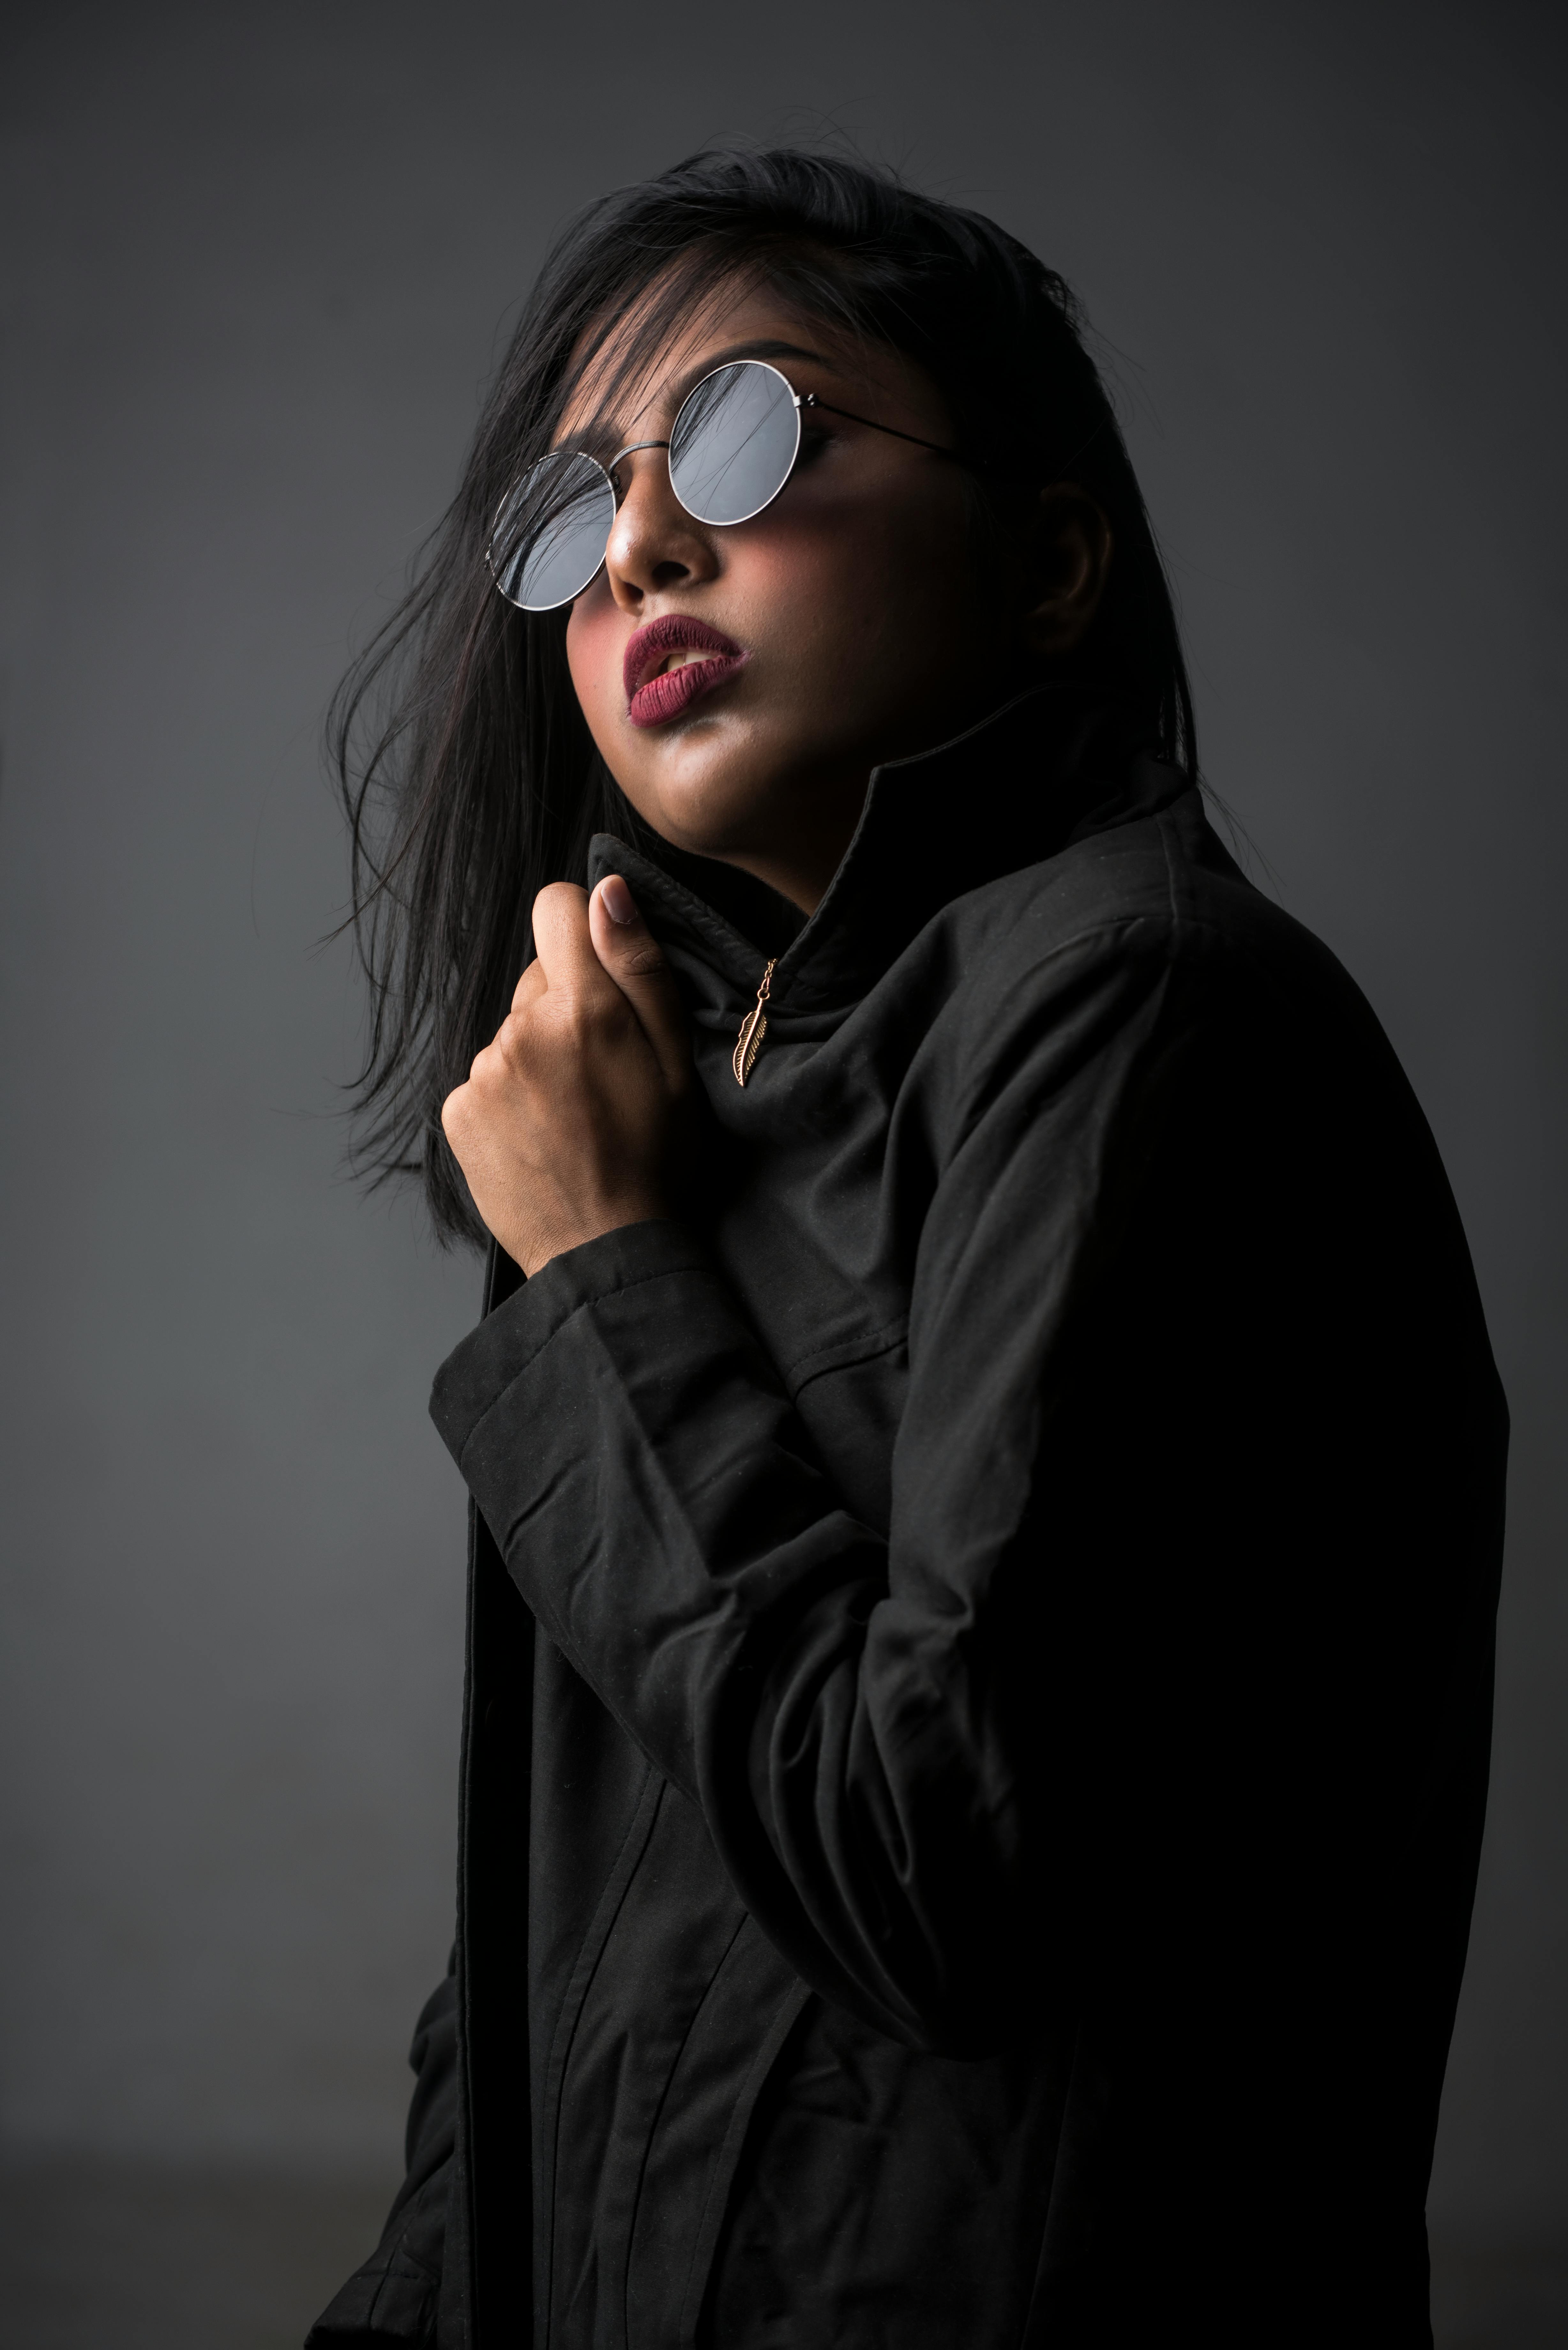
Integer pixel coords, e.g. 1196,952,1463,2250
558,282,1027,913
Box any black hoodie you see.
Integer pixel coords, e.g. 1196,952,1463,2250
310,688,1506,2349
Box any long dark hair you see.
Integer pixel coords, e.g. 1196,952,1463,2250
333,147,1197,1246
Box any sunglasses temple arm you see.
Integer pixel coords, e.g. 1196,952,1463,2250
797,392,961,461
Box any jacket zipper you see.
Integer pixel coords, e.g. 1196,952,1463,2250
732,959,777,1087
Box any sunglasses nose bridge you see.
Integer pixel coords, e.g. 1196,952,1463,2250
599,440,727,607
606,437,673,504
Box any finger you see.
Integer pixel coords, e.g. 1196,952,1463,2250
530,882,622,1010
589,874,692,1090
510,957,547,1015
440,1080,471,1152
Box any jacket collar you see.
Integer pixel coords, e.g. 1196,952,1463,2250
586,685,1187,1033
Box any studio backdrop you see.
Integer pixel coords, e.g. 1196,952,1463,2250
1,0,1563,2303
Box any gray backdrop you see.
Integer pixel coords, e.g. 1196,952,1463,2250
2,0,1564,2333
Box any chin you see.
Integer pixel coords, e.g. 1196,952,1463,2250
619,719,786,849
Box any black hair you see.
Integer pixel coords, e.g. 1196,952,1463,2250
332,146,1196,1246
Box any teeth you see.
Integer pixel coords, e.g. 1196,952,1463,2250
635,641,731,691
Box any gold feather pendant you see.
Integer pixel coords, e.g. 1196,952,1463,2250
733,958,778,1087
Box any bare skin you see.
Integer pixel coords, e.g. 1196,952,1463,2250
442,282,1112,1277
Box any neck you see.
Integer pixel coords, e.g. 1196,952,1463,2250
640,774,872,918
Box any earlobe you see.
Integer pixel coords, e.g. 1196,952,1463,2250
1021,489,1113,661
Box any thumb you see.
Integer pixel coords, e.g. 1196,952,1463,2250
589,874,691,1090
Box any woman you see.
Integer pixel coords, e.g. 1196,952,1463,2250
309,150,1506,2350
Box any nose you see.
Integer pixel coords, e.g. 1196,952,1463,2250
601,445,720,611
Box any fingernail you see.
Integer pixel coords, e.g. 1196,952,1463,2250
600,874,639,925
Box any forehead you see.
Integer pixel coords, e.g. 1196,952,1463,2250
557,275,875,445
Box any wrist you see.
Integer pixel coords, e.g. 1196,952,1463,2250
514,1202,671,1280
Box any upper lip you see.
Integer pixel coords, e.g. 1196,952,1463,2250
623,614,745,701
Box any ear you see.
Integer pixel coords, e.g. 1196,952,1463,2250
1019,487,1113,660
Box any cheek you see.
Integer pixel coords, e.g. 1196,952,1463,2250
565,588,624,730
737,487,978,682
795,467,972,604
725,514,915,660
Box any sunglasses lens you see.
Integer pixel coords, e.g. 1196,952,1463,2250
488,450,615,610
669,361,800,527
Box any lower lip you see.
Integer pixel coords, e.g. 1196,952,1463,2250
628,652,748,729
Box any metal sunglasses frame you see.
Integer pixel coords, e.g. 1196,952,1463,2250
486,358,960,612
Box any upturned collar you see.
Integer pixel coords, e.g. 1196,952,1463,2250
586,685,1187,1042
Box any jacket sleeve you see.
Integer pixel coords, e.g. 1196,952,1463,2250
305,1964,458,2346
429,923,1178,2051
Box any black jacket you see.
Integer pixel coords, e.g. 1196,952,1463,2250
310,689,1506,2349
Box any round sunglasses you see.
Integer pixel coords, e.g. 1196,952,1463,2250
486,358,956,612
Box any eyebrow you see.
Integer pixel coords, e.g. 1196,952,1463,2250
571,336,843,455
661,337,839,413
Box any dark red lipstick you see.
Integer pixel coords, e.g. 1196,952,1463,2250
624,614,748,729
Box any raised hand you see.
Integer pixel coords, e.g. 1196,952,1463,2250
441,875,694,1277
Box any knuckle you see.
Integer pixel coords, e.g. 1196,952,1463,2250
592,989,636,1037
533,880,586,929
567,996,610,1046
471,1027,514,1083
